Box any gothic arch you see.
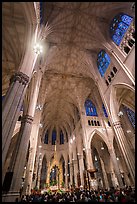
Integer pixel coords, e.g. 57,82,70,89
88,129,109,149
110,83,135,122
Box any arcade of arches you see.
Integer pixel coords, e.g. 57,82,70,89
2,2,135,202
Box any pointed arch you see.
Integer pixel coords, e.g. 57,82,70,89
88,129,109,149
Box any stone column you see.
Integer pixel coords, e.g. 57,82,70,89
10,115,33,193
22,110,42,194
100,157,109,189
73,159,78,188
106,172,113,188
108,148,124,188
69,163,73,187
2,72,29,169
3,72,43,202
85,148,96,172
65,164,68,189
36,157,43,189
77,154,84,187
113,121,135,185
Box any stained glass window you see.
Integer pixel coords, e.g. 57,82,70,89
110,13,133,46
102,104,108,118
52,130,56,145
125,107,135,128
44,130,48,144
85,99,98,116
97,50,111,77
60,130,64,144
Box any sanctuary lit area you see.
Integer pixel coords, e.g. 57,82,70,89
2,2,135,202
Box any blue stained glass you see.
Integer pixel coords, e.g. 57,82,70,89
52,130,56,145
115,28,125,37
125,107,135,128
112,35,121,46
121,15,133,26
102,104,108,118
100,61,104,67
111,13,133,46
85,99,98,116
98,66,104,77
118,22,128,32
97,50,110,77
102,58,105,63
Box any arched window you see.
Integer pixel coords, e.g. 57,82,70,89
85,99,98,116
44,130,48,144
97,50,111,77
110,13,133,46
52,129,56,145
125,107,135,128
102,104,108,118
60,130,64,145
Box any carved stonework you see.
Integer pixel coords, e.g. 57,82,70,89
21,115,34,124
10,72,29,86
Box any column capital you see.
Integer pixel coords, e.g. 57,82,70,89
21,115,34,124
10,72,29,86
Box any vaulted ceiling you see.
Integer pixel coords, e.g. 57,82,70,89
2,2,134,142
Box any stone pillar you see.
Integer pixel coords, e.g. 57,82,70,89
100,157,109,189
106,172,113,188
69,163,73,187
109,148,124,188
85,148,95,172
73,159,78,188
2,72,29,169
113,121,135,185
3,72,43,202
46,162,51,186
22,110,42,194
65,164,68,189
77,154,84,187
36,157,43,189
10,115,33,192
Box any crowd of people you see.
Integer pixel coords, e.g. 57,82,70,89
16,186,135,202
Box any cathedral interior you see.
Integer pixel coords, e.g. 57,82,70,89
2,2,135,202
